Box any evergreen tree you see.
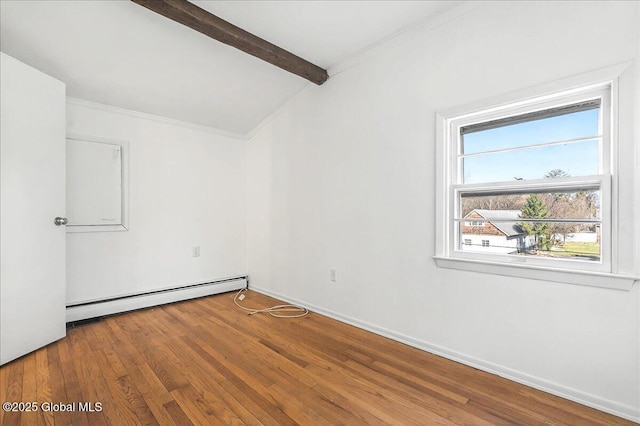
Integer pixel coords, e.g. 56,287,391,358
544,169,569,179
520,194,550,250
543,169,570,240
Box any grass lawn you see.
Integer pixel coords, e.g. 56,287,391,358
548,241,600,259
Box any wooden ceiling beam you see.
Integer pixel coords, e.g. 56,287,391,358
131,0,329,85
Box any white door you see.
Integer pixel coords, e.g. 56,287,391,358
1,52,67,365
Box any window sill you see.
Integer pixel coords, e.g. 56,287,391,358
433,256,637,291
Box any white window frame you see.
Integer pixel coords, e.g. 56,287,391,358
434,64,639,290
453,82,610,270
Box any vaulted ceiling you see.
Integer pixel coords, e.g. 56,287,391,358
1,1,461,136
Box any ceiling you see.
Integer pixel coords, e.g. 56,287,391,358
1,1,461,136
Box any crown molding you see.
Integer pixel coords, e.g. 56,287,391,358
66,97,248,141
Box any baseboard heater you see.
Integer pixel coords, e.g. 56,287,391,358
66,275,247,322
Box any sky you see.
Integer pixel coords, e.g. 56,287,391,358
461,108,600,184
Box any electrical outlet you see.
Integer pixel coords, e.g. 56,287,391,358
330,268,337,282
192,246,200,257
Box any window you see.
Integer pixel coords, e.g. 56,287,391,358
456,93,607,268
444,85,609,272
434,65,639,290
465,220,484,226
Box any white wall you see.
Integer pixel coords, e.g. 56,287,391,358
247,1,640,421
66,100,247,304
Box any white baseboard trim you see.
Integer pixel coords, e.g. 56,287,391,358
66,278,246,322
251,285,639,423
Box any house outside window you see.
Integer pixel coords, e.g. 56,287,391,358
462,209,532,254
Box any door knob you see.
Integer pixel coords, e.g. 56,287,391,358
54,217,68,226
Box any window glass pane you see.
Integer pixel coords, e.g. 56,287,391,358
462,139,598,184
458,221,601,261
446,87,610,271
462,107,599,155
460,190,601,220
458,188,601,262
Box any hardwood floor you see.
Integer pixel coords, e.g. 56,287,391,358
0,290,634,425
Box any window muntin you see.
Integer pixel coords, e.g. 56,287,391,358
447,86,611,272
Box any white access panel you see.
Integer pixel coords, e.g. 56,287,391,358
66,139,122,226
0,52,67,365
